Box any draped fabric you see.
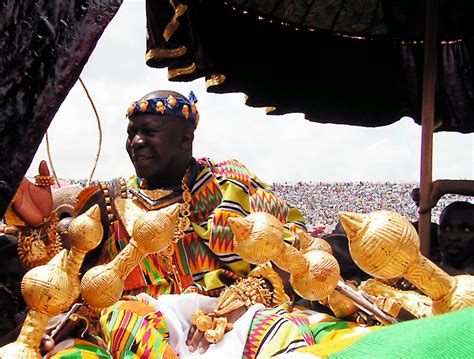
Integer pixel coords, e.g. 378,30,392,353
145,0,474,133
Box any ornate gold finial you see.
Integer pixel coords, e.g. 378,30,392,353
0,250,72,358
65,205,103,302
229,212,340,301
228,213,286,264
81,204,180,308
339,210,474,314
339,211,419,279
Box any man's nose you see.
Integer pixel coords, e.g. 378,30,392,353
131,134,145,148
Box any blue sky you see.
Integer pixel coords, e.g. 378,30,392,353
27,0,473,184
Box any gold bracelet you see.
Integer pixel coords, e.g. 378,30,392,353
17,212,63,269
34,175,56,187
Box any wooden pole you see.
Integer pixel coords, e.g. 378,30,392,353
419,0,438,256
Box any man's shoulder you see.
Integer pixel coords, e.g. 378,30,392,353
197,157,267,188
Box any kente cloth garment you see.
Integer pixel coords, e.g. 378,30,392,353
49,157,313,357
47,295,378,359
101,157,307,297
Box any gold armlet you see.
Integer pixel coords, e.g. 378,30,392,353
17,212,63,269
249,263,290,305
34,175,56,187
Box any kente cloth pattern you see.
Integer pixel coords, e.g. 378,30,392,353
100,157,307,296
49,300,375,359
242,303,378,358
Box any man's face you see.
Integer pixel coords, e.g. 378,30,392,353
126,114,185,185
438,207,474,266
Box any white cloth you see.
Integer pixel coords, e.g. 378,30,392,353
138,292,264,359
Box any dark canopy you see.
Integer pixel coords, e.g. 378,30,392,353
145,0,474,133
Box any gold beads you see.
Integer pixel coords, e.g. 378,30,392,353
34,175,55,187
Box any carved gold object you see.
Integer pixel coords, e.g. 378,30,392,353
326,283,358,318
65,205,104,302
0,250,71,358
0,206,104,358
191,276,270,344
359,279,432,318
17,212,63,270
339,210,474,314
228,212,340,301
248,263,290,305
80,204,180,308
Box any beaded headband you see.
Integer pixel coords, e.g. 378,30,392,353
126,91,199,126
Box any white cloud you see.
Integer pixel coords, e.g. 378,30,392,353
27,0,474,185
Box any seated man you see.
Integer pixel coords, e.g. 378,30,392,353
437,201,474,275
9,90,379,358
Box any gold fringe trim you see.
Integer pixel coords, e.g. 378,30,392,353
168,62,196,79
145,46,187,61
164,2,188,42
265,107,277,114
206,74,226,89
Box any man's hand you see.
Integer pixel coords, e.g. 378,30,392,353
12,160,53,227
186,306,246,354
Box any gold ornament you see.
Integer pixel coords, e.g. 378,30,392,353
228,212,340,301
139,100,148,112
0,207,104,358
127,103,135,116
191,276,271,343
248,263,290,305
34,175,55,187
156,101,166,114
339,210,474,314
167,95,177,107
182,104,189,119
359,279,432,318
17,212,63,270
229,212,286,264
65,205,104,302
80,204,180,308
0,250,72,358
326,283,358,318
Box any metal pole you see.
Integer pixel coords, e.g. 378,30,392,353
419,0,438,256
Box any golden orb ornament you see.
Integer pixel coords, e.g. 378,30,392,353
339,211,419,279
290,250,340,301
131,203,180,253
228,212,286,264
0,250,72,358
229,212,341,302
80,204,180,308
80,264,124,308
339,210,474,314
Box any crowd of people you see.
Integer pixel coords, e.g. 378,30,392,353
271,181,473,230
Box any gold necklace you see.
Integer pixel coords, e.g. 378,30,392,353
160,176,192,293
